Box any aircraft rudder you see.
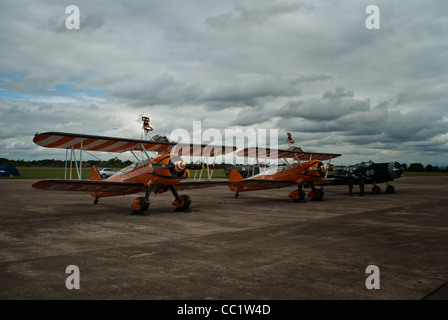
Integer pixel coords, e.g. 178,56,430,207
229,168,244,183
229,168,244,192
90,165,102,181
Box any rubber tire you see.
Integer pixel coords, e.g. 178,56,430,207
386,185,395,193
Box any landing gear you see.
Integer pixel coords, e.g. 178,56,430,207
131,184,152,215
371,184,396,194
372,185,381,194
386,185,395,193
235,191,240,198
170,185,192,212
288,182,307,202
93,197,99,205
131,197,150,215
130,184,192,215
308,186,325,201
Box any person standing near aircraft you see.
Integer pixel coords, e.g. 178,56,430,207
347,170,354,195
358,172,365,196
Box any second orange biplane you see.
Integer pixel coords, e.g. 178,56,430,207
228,134,341,202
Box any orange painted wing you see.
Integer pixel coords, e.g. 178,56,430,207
175,180,230,191
231,179,296,192
33,132,236,157
237,147,341,161
32,179,145,194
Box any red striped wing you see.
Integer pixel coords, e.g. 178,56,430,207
33,132,236,157
237,147,341,161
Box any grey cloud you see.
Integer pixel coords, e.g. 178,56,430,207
277,94,370,121
112,72,302,110
112,74,204,107
230,106,272,126
322,87,354,99
205,0,308,29
203,73,301,108
292,74,333,84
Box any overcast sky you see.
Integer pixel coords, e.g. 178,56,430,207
1,0,447,166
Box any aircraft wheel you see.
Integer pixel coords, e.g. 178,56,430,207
372,186,381,194
131,197,150,215
173,195,192,212
386,185,395,193
309,189,324,201
235,192,239,198
316,189,324,201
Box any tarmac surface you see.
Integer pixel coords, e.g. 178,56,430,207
0,176,447,300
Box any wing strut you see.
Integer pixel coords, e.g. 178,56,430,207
62,140,86,180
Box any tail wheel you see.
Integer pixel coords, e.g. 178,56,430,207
131,197,150,215
386,185,395,193
172,195,192,212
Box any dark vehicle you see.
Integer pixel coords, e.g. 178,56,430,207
326,161,403,193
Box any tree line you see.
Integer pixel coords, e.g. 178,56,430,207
0,158,446,172
0,157,229,169
405,163,447,172
0,157,133,168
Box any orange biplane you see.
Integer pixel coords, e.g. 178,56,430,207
32,118,236,215
228,135,341,202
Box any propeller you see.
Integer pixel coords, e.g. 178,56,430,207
309,162,328,178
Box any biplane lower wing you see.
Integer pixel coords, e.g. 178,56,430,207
33,179,229,194
32,180,146,194
175,180,230,191
231,179,297,191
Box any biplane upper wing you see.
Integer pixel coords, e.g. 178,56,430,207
32,179,146,194
237,147,341,161
33,132,236,157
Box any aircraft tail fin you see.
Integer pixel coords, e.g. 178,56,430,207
229,168,244,192
229,168,244,183
90,165,102,181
